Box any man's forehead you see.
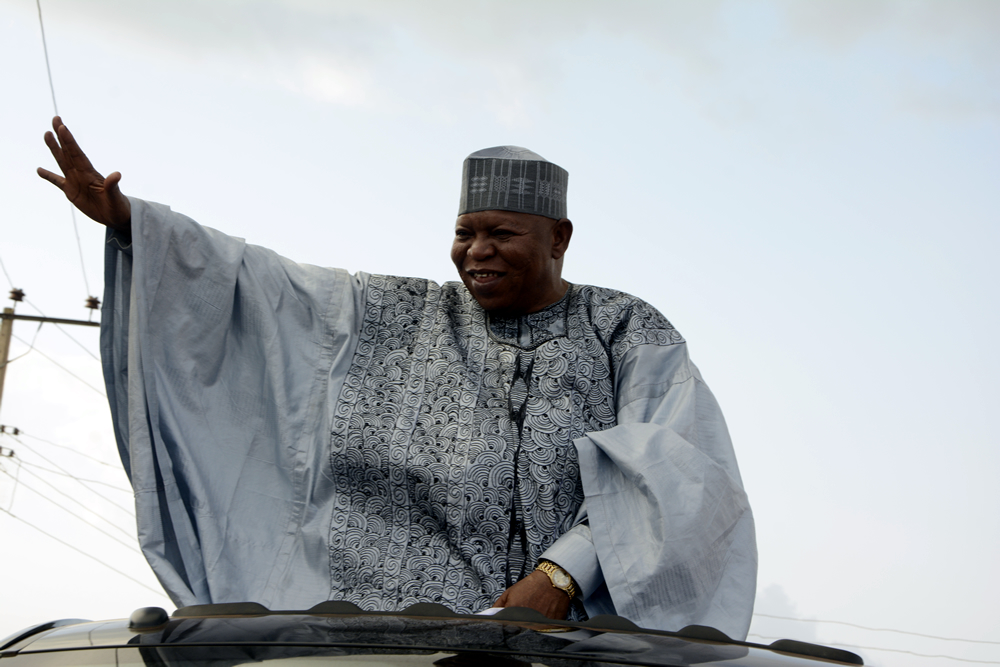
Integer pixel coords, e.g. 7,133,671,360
455,210,554,228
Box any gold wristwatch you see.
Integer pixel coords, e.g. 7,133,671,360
535,560,578,599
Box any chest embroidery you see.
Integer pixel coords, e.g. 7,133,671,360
328,278,680,612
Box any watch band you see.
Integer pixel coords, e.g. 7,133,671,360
535,560,578,599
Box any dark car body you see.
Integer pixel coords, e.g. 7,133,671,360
0,602,861,666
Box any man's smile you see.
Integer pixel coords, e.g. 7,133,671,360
466,269,506,283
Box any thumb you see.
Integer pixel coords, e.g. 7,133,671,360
104,171,122,191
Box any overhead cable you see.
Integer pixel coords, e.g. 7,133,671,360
35,0,92,298
6,460,134,537
0,466,140,555
753,613,1000,645
10,435,134,515
53,320,101,360
0,321,43,370
0,253,13,288
20,430,120,469
34,0,58,115
0,505,165,598
11,333,103,395
1,456,22,512
748,634,1000,665
16,457,131,493
25,298,101,362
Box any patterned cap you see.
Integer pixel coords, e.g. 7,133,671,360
458,146,568,220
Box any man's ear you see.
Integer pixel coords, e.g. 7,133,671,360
551,218,573,260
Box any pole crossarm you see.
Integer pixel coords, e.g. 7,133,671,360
0,312,100,328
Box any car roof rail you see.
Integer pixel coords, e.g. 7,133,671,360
768,639,863,665
306,600,366,614
675,625,733,642
174,602,271,618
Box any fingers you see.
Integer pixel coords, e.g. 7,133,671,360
43,129,61,155
43,127,72,177
36,167,66,191
46,116,65,155
57,123,96,171
104,171,122,188
44,117,97,175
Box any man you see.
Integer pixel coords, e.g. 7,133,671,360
39,118,757,638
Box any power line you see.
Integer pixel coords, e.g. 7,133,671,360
5,459,135,538
19,431,120,469
0,466,140,555
10,435,134,515
11,333,103,395
0,505,166,599
67,206,91,297
25,298,101,362
16,458,131,493
34,0,58,115
0,253,14,288
753,613,1000,646
748,634,1000,665
2,456,22,512
53,320,101,360
0,321,43,370
35,0,92,298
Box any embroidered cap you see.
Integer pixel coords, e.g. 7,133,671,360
458,146,568,220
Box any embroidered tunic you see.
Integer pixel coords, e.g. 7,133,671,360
102,198,757,639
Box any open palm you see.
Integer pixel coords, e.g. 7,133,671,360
37,116,131,235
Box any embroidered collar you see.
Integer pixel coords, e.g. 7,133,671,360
487,286,572,349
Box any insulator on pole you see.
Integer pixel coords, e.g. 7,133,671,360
85,296,100,310
9,288,24,302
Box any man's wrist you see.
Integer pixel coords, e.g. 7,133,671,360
535,559,578,599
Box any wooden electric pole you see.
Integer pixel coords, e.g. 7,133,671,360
0,289,100,417
0,306,13,416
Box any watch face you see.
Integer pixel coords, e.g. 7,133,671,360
552,570,571,589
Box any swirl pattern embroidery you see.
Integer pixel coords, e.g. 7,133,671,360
329,280,682,613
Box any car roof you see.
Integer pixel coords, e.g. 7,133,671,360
1,602,862,666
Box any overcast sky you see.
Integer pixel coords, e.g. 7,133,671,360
1,2,998,665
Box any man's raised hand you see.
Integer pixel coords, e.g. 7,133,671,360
37,116,131,236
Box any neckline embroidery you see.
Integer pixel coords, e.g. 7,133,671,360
486,286,573,349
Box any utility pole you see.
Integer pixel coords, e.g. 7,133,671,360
0,307,13,416
0,289,100,417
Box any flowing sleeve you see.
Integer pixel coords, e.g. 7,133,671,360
100,198,365,608
573,333,757,638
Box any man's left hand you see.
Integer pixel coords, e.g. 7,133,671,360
494,569,571,620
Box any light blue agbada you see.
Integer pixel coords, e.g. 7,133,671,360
101,198,757,639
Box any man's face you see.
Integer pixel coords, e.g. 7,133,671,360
451,210,573,317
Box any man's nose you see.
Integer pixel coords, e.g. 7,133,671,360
469,236,495,260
